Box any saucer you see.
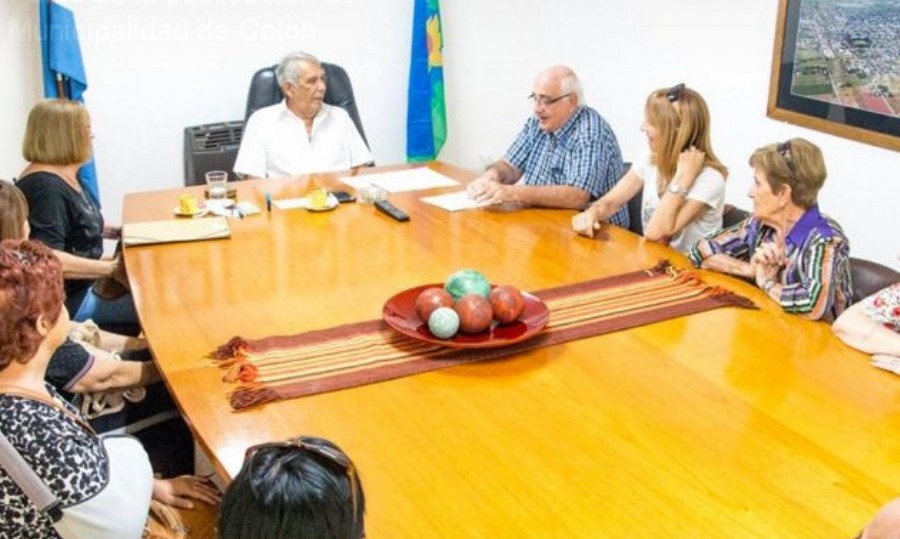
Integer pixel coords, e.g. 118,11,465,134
172,206,209,218
304,193,339,212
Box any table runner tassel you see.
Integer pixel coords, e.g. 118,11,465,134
212,336,249,360
708,286,758,309
221,359,259,383
230,386,279,410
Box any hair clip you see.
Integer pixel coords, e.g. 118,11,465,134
777,140,797,176
666,83,686,102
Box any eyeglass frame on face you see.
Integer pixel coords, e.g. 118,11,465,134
244,437,363,537
777,140,797,177
527,92,573,108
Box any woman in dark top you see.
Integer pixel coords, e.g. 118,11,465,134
17,99,136,327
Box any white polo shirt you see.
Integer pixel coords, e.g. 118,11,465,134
233,101,373,178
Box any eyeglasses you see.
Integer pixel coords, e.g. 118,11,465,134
527,92,572,107
244,437,362,535
777,140,797,177
666,83,686,103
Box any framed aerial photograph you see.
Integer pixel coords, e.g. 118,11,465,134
767,0,900,151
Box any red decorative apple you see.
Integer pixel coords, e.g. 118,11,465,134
454,294,493,334
416,287,455,322
489,285,525,324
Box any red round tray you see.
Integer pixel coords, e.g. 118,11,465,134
382,283,549,349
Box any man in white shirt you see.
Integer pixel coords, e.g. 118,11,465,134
234,51,374,180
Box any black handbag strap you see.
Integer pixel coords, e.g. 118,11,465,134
0,430,63,522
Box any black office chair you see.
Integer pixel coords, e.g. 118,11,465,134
850,257,899,304
722,204,751,229
244,62,369,148
617,163,643,235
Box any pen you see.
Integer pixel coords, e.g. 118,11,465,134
265,193,272,212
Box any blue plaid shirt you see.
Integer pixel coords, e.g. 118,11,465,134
689,205,852,322
504,106,628,227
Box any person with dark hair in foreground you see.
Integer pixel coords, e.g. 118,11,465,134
218,436,365,539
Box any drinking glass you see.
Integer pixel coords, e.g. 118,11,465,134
205,170,228,200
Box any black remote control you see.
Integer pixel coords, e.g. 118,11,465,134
374,199,410,222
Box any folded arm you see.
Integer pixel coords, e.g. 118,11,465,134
68,343,160,393
55,250,116,280
833,303,900,356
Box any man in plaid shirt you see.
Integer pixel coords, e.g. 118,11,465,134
466,66,628,227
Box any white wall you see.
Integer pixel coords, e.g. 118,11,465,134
2,0,898,268
0,0,42,176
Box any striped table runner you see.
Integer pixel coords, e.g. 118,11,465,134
213,261,755,410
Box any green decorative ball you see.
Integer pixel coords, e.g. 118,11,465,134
428,307,460,339
444,269,491,299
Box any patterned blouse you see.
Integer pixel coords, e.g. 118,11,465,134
0,386,108,538
862,283,900,332
688,205,852,322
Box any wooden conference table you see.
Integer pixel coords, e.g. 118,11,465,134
123,162,900,538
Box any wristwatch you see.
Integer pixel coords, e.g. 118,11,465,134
667,183,689,197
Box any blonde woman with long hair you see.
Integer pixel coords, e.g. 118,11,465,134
572,83,728,252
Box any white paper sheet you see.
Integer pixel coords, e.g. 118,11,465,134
272,198,308,210
341,167,459,193
420,191,492,212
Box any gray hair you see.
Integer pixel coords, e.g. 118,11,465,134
560,72,584,105
275,51,321,88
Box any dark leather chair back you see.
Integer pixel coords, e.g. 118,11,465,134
244,62,369,147
722,204,751,229
620,163,643,235
850,257,900,304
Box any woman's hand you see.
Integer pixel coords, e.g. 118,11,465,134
752,241,786,268
572,206,602,238
673,147,706,190
153,476,220,509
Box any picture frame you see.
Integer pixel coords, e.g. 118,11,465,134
767,0,900,151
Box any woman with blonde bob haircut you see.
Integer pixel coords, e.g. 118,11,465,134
17,99,135,329
572,83,728,252
22,99,93,166
689,138,852,321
